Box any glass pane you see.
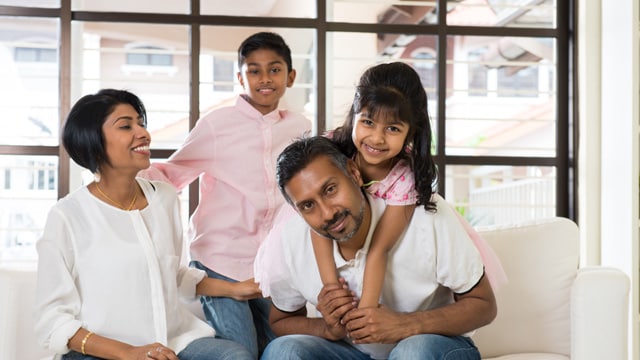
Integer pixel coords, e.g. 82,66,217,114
445,35,556,156
201,0,316,18
0,155,58,264
0,17,59,146
447,0,556,28
0,0,59,7
72,0,189,14
445,165,556,227
328,0,438,25
327,32,438,136
199,27,316,129
71,22,190,149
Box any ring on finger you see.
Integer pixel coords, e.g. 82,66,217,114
147,350,152,357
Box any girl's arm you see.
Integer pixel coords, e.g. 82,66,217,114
311,231,340,285
360,204,416,308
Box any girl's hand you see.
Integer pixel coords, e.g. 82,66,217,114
230,278,263,300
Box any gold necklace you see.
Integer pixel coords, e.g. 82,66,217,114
95,182,138,210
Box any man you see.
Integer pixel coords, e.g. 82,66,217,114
257,136,496,359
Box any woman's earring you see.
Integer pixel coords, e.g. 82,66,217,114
94,170,101,183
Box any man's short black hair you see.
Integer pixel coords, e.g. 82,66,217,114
237,32,293,72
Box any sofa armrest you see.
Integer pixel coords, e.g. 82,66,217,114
570,266,630,360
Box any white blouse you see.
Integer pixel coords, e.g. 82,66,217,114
34,178,214,355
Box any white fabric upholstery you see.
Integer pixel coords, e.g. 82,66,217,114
0,264,55,360
472,217,630,360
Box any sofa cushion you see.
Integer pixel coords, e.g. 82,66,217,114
471,218,579,358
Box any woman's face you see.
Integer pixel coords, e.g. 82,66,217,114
101,103,151,175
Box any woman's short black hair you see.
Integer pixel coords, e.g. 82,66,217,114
62,89,146,173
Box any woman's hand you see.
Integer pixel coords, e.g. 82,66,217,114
130,343,178,360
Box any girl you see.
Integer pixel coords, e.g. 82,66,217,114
313,62,507,314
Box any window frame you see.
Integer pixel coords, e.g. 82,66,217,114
0,0,575,222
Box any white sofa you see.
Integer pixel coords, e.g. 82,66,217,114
0,217,630,360
472,217,630,360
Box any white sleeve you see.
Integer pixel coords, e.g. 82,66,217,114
33,207,83,354
433,197,485,294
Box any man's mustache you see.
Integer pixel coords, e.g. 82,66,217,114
321,210,350,232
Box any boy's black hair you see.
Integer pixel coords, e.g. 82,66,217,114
237,32,293,72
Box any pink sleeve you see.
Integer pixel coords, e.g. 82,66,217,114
366,161,418,206
138,118,215,191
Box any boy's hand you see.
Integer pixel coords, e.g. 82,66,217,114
230,278,263,301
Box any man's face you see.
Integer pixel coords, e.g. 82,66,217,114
285,155,367,242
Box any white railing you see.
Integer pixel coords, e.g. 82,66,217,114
468,177,556,226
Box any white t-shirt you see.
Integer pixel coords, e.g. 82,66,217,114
265,193,484,358
34,179,214,355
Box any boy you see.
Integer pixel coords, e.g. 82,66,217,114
140,32,311,358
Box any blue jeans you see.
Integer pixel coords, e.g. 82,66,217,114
62,336,252,360
192,261,275,359
260,334,480,360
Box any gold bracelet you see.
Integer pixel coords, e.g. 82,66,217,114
81,331,94,355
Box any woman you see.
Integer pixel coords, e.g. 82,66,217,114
34,89,259,360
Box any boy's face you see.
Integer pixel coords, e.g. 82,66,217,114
237,48,296,115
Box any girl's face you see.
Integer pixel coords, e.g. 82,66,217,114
101,103,151,175
351,106,410,168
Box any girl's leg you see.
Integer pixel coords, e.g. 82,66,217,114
311,232,339,285
191,261,261,359
178,336,253,360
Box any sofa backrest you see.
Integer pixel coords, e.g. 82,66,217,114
0,265,55,360
471,217,579,358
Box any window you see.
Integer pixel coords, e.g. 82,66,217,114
14,46,56,62
126,46,173,66
0,0,573,262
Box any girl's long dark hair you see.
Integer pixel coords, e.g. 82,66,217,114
331,62,437,211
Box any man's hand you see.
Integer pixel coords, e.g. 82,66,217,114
342,304,414,344
316,278,357,340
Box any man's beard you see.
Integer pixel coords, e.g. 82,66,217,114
320,200,365,243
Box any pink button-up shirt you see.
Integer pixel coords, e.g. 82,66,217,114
142,95,311,280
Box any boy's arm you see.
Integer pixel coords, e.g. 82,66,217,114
360,204,415,307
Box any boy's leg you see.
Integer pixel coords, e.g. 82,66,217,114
249,296,276,355
389,334,480,360
191,261,261,359
261,334,371,360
